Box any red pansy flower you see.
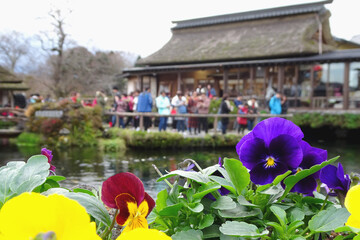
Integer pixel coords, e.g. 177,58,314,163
101,172,155,232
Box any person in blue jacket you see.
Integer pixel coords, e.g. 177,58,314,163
137,88,153,130
269,92,282,115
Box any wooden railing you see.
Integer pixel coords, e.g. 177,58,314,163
105,111,293,131
0,108,27,122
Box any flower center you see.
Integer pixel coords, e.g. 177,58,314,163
296,167,303,173
264,157,276,168
33,231,56,240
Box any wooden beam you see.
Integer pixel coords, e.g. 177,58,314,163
264,67,269,100
250,67,256,94
294,65,299,107
343,62,350,110
325,64,330,108
223,68,229,94
177,72,181,92
139,75,144,92
277,66,285,93
310,66,315,109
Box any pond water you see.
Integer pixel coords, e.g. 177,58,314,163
1,138,359,199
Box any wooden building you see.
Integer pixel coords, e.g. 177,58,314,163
0,66,29,108
123,0,360,110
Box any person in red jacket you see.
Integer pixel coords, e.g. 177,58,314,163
237,103,249,134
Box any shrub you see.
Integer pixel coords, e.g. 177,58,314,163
16,132,43,146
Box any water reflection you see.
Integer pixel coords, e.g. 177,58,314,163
1,141,359,198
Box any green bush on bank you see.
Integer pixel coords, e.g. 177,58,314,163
292,113,360,129
98,138,126,152
107,128,241,149
16,132,43,147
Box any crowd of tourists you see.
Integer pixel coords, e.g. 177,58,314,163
21,83,288,135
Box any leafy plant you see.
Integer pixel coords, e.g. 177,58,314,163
152,156,351,239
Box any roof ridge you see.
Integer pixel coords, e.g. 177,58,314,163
172,0,333,30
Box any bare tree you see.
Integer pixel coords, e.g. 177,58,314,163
38,9,72,97
0,31,29,72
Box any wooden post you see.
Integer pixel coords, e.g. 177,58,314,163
177,72,181,92
294,65,299,107
277,66,284,93
250,67,255,94
139,115,144,130
264,67,269,101
139,75,144,92
343,62,350,110
325,63,330,108
223,68,229,94
213,116,218,133
310,66,315,109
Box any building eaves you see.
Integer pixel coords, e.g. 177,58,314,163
124,49,360,75
172,0,332,30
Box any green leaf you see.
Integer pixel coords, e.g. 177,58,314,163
289,208,305,222
280,156,339,201
220,221,269,237
47,175,66,182
72,188,95,197
211,196,237,210
187,202,204,213
287,220,305,233
267,221,284,235
270,205,288,226
203,225,220,239
223,158,250,195
158,203,183,217
309,207,350,233
157,170,209,183
220,233,240,240
354,235,360,240
291,237,306,240
156,189,168,212
193,182,221,199
335,225,360,234
209,176,237,195
218,203,262,218
63,192,111,227
0,162,25,206
202,165,218,176
172,229,203,240
256,170,292,193
237,195,256,206
199,214,214,229
10,155,50,195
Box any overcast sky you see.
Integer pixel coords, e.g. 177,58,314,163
0,0,358,58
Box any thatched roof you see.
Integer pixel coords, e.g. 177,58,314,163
138,1,336,66
0,66,29,90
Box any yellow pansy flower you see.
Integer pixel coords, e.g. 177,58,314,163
345,184,360,228
0,192,100,240
116,228,172,240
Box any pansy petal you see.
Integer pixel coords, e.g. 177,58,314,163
102,172,145,209
115,193,137,226
345,185,360,215
239,137,268,170
122,215,149,233
320,165,343,189
144,192,155,217
236,131,254,156
250,162,288,185
346,214,360,229
116,228,172,240
291,176,318,195
269,134,303,169
138,199,150,217
301,152,325,179
252,118,304,147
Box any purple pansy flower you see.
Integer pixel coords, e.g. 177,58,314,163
41,148,56,174
289,141,327,195
320,163,351,195
236,117,304,185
